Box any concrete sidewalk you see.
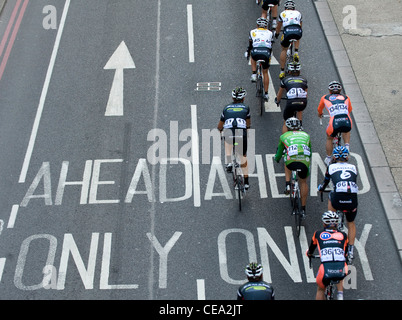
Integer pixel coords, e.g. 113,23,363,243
314,0,402,262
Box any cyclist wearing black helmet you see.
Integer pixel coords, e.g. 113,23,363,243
246,17,274,102
275,61,308,133
237,262,275,300
218,87,251,189
318,146,358,262
318,80,353,166
306,211,348,300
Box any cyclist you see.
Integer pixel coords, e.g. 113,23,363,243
275,0,303,79
274,117,311,216
246,17,274,102
217,87,251,189
318,146,358,263
237,262,275,300
260,0,280,30
317,80,353,166
274,61,308,133
306,210,349,300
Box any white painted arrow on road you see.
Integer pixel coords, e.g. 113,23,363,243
104,41,135,116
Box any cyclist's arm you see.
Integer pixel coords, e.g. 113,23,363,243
317,95,326,117
346,96,353,113
306,232,318,256
274,141,285,163
217,120,224,132
247,34,253,58
276,87,284,103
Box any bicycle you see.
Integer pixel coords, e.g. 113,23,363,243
308,255,340,300
289,168,304,237
255,59,265,116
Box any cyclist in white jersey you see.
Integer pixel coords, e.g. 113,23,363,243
246,17,274,101
275,0,303,79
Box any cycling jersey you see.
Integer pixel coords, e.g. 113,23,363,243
307,228,348,289
280,75,308,119
321,161,359,219
278,9,302,27
237,281,275,300
274,130,311,177
249,28,274,49
317,93,353,137
220,102,250,130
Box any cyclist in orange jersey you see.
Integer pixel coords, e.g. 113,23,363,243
317,81,352,166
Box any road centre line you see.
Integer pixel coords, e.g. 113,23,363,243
187,4,194,63
0,0,29,81
18,0,71,183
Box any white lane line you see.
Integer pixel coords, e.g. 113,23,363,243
19,0,71,183
7,204,19,228
191,105,201,207
0,258,6,283
197,279,206,300
187,4,195,63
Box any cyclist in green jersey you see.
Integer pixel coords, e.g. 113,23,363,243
274,117,311,214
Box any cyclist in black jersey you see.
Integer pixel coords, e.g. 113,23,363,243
318,146,358,262
237,262,275,300
217,87,251,189
306,210,348,300
275,61,308,133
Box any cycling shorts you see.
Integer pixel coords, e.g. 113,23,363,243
286,161,309,179
327,114,352,137
316,262,348,289
329,192,358,222
262,0,280,10
251,47,271,69
283,98,307,120
281,25,302,47
222,128,248,157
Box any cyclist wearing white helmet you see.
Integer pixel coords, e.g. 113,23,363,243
306,211,349,300
275,0,303,79
237,262,275,300
218,87,251,189
275,61,308,133
318,146,358,262
274,117,311,216
318,81,353,166
246,17,274,102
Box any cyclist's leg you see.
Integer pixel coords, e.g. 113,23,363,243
315,264,326,300
297,164,309,211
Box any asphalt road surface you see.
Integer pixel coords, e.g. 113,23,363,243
0,0,401,301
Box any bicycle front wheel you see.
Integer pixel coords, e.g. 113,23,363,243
236,175,243,211
256,77,263,116
293,194,302,237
